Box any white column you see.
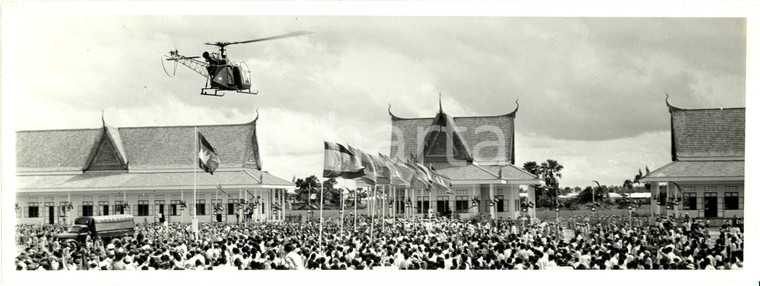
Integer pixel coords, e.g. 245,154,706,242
489,184,495,219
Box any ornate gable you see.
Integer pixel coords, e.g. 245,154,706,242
86,126,128,171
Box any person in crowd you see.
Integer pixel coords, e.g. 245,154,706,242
14,214,742,271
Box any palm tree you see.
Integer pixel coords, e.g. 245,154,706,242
541,160,563,207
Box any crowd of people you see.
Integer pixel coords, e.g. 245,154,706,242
14,214,743,271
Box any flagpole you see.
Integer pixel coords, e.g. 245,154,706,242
319,179,324,251
354,188,357,233
340,187,344,239
381,185,385,233
370,185,375,242
193,127,198,241
405,188,408,220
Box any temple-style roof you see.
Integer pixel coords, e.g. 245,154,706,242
640,160,744,182
431,164,538,184
16,115,294,191
17,118,262,173
667,95,745,161
642,95,745,183
389,99,518,166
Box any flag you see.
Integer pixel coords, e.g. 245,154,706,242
346,145,377,185
323,142,364,179
198,131,220,174
409,162,434,190
379,153,409,187
370,154,391,185
430,170,452,193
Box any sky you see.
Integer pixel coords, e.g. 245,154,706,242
3,8,748,189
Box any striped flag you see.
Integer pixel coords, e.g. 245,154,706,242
370,154,392,185
429,170,452,193
379,153,409,187
323,142,364,179
404,161,432,190
392,158,416,188
198,131,220,175
346,145,377,185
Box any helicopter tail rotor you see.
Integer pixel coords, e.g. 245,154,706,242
161,55,178,77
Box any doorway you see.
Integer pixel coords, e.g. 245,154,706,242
437,198,449,216
704,192,718,218
48,206,55,224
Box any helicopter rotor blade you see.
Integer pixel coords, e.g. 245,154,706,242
205,30,312,47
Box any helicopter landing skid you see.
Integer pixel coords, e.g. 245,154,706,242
237,89,259,95
201,88,225,97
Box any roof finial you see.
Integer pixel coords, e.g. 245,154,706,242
665,93,682,112
506,99,519,117
439,92,443,114
254,108,260,122
388,103,400,119
101,109,105,127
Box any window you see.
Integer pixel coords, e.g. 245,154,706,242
44,196,55,202
455,189,468,195
138,194,149,200
705,186,717,192
115,201,124,214
171,194,181,200
683,193,697,210
416,196,430,214
98,195,108,201
170,200,181,216
82,201,94,217
725,192,740,210
59,202,68,217
99,201,109,216
155,194,164,200
196,199,206,215
28,203,40,218
29,197,39,202
228,199,237,215
138,200,149,216
436,196,449,214
455,196,469,213
496,195,505,212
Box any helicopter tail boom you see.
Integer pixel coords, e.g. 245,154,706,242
163,51,210,79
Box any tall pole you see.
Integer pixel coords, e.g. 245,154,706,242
193,127,198,241
370,186,375,242
405,188,409,219
382,185,386,233
319,179,324,251
354,189,357,233
340,188,344,238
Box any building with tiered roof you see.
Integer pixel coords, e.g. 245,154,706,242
641,96,744,218
15,113,294,225
388,99,540,219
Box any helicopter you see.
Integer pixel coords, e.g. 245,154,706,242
162,31,311,96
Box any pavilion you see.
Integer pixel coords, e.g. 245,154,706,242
388,99,540,219
641,97,744,218
15,113,294,225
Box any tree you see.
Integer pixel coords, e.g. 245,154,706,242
523,159,564,208
578,184,607,204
